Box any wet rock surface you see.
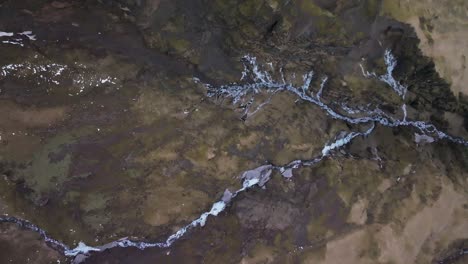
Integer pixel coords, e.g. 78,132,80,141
0,0,467,263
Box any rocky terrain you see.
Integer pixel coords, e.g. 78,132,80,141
0,0,467,263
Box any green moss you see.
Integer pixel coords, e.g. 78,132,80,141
295,1,345,43
185,143,210,163
238,0,263,17
380,0,411,20
79,192,112,230
266,0,280,11
125,168,145,179
168,37,190,54
143,33,193,61
300,1,334,17
225,31,247,48
321,159,385,206
63,191,81,205
364,0,379,18
344,74,401,105
307,215,329,241
354,31,366,42
18,133,74,200
162,16,185,33
82,214,110,230
80,193,110,213
143,32,169,52
279,15,293,32
213,0,233,12
239,22,260,38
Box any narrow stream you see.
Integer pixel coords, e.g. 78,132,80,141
1,50,467,262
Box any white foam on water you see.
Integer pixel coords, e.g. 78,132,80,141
301,71,314,93
340,103,361,115
2,40,24,46
322,132,360,156
19,31,37,41
2,49,467,262
360,49,407,98
402,104,407,121
1,31,37,46
65,242,100,257
0,32,14,37
203,51,468,146
0,216,70,252
316,76,328,101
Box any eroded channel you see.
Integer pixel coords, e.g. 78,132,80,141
1,50,467,263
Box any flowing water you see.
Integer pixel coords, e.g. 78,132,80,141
1,1,468,263
1,50,466,263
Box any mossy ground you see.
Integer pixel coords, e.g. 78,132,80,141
0,0,467,263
